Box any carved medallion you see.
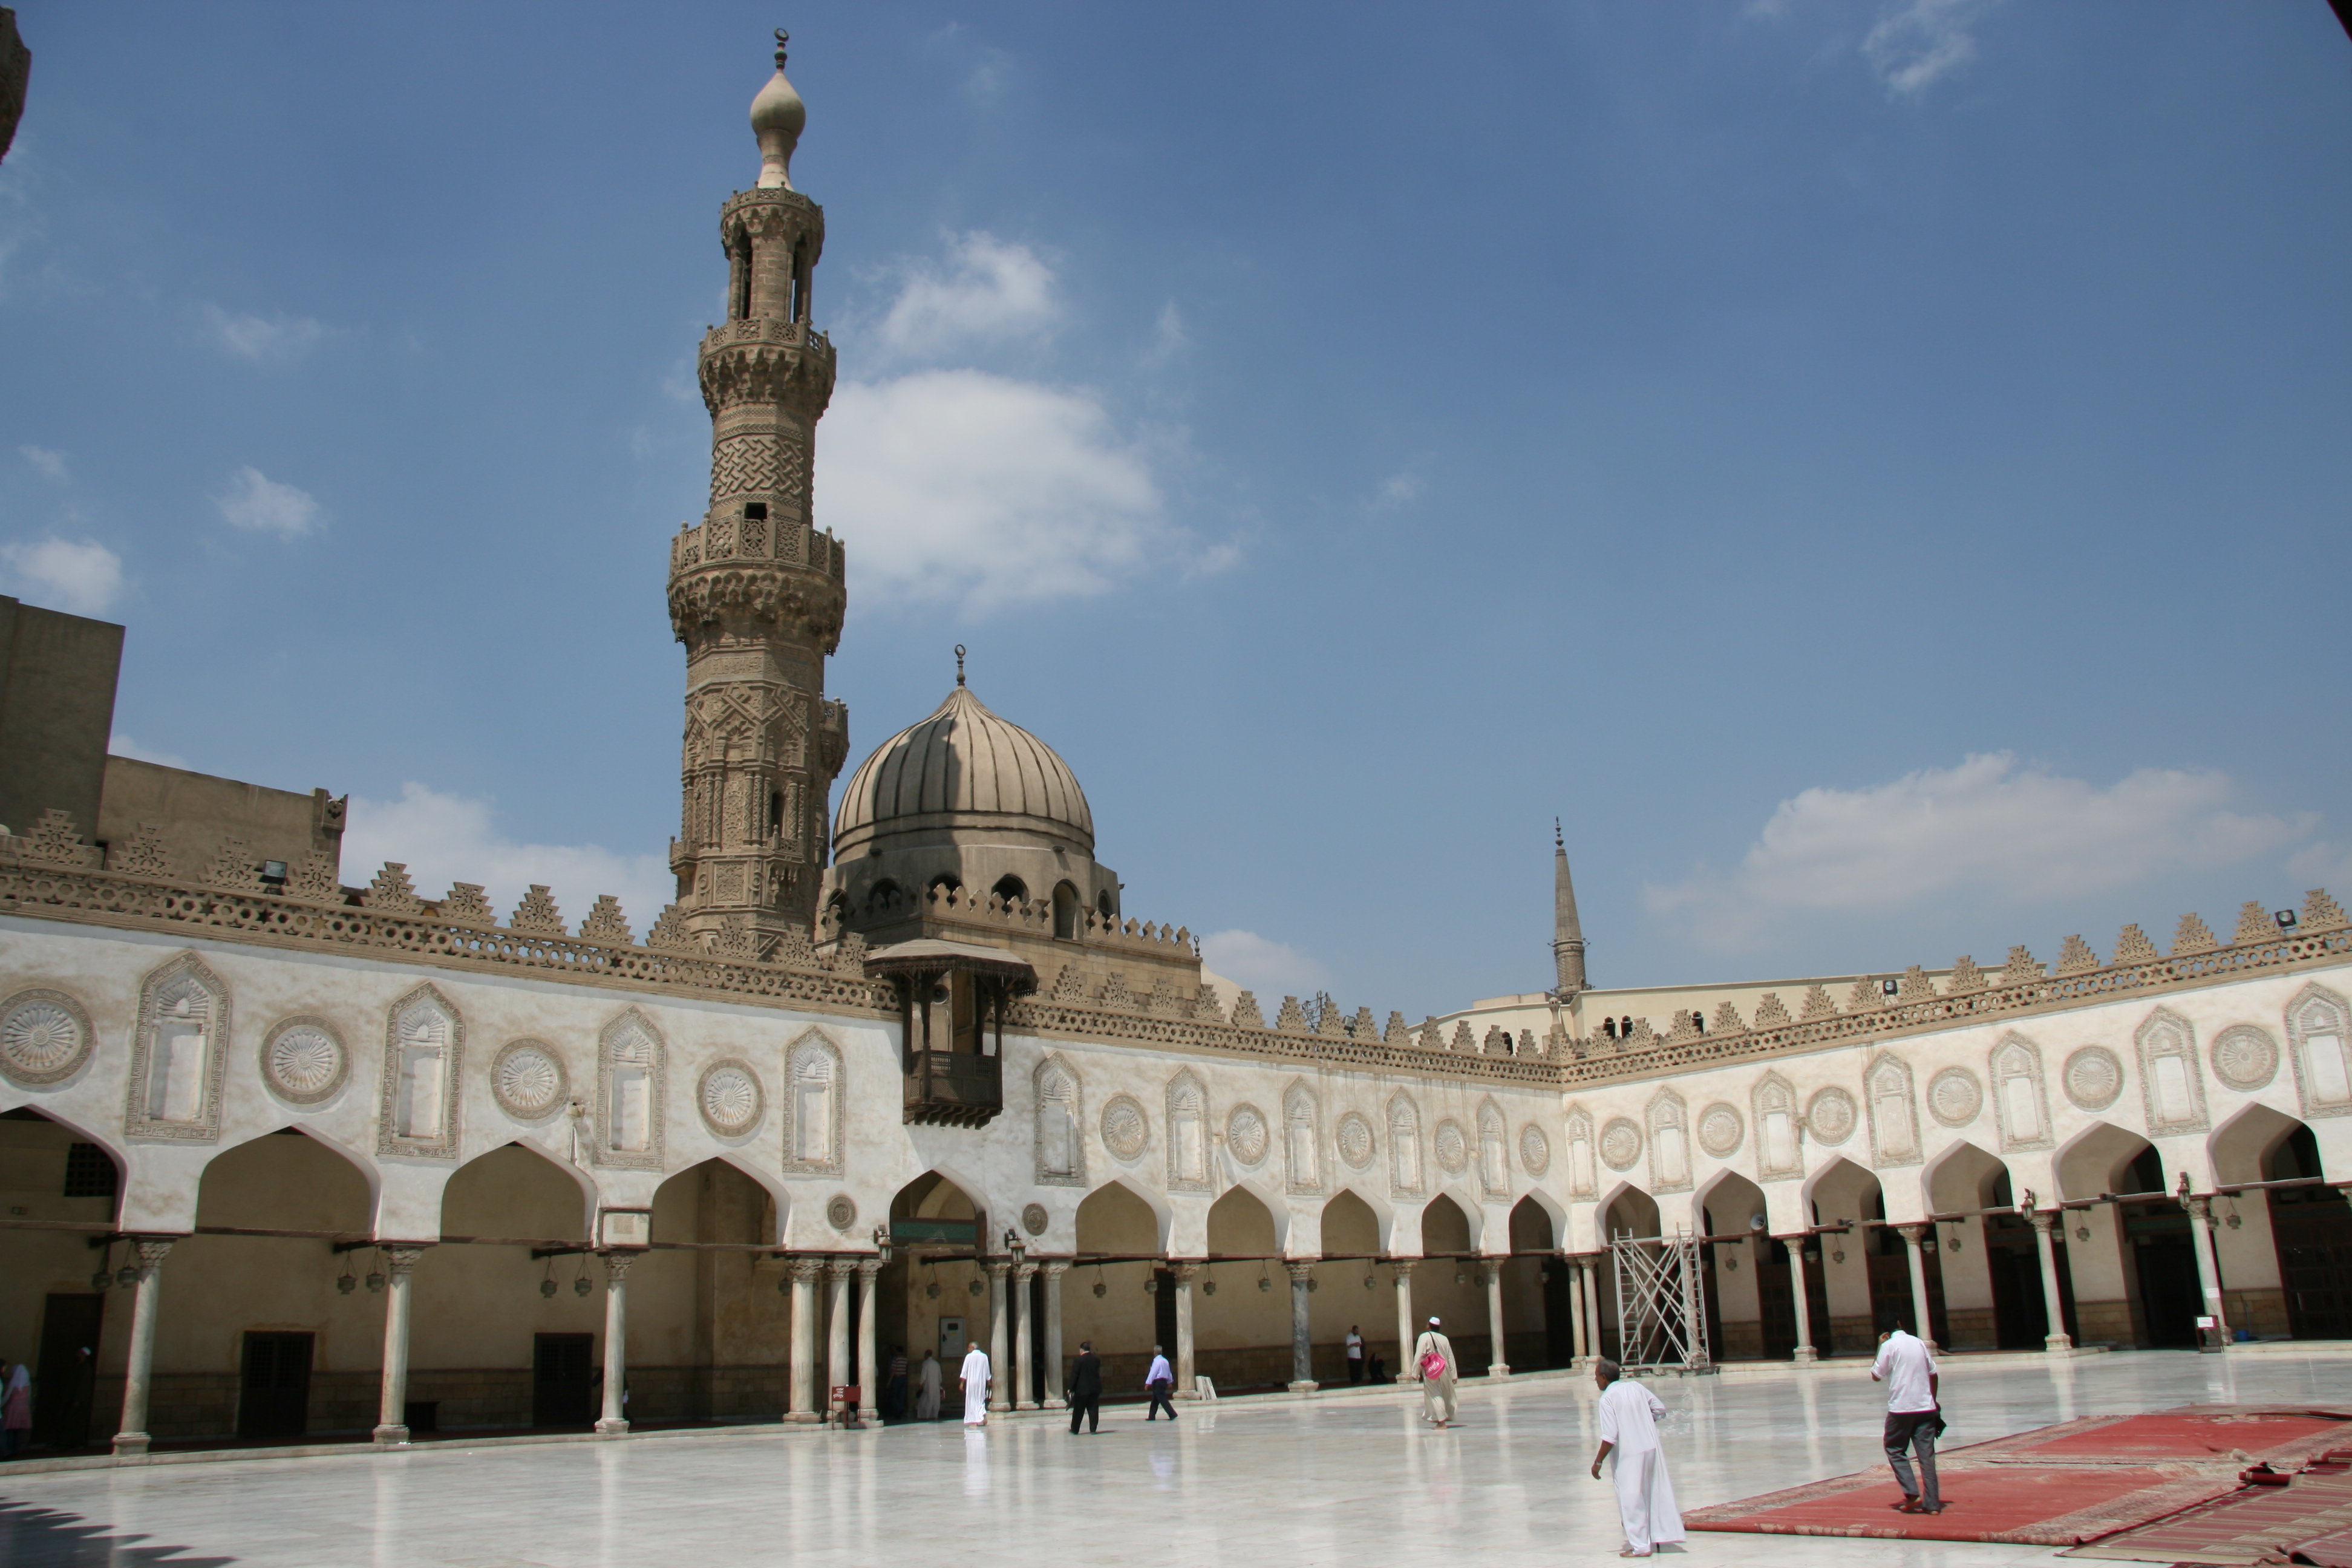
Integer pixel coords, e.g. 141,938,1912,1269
1102,1094,1148,1161
1337,1112,1375,1169
698,1059,765,1137
1599,1116,1643,1172
2062,1045,2125,1111
1518,1123,1550,1176
1226,1104,1269,1166
492,1039,568,1121
1021,1202,1049,1236
1697,1102,1745,1158
0,988,93,1087
826,1194,857,1231
1434,1119,1469,1174
2210,1025,2280,1092
1927,1067,1984,1128
1805,1087,1857,1146
261,1016,347,1106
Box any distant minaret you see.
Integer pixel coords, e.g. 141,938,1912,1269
1551,820,1588,996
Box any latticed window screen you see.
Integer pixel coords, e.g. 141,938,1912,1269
63,1142,117,1198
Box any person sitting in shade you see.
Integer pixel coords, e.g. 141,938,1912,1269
1413,1316,1457,1428
958,1339,991,1426
1589,1358,1685,1558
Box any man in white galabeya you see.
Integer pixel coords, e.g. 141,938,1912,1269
1413,1316,1457,1428
1588,1357,1685,1558
1872,1311,1944,1515
958,1339,991,1427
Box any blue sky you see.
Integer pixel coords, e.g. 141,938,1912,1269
3,4,2348,1020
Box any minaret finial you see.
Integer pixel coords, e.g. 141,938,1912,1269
774,27,789,69
955,644,967,687
1555,816,1564,851
750,27,807,191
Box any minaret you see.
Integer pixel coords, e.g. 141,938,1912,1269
667,30,850,946
1551,820,1588,996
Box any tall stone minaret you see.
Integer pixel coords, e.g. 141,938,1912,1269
1551,821,1588,996
667,31,849,945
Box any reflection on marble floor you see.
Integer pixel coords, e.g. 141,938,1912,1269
2,1352,2348,1568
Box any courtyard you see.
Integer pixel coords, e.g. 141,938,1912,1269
5,1349,2348,1568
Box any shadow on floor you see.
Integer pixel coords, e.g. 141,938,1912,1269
0,1498,238,1567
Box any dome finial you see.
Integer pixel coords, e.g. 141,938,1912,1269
955,644,967,687
750,26,807,191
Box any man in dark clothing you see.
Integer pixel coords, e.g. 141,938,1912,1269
1067,1340,1103,1434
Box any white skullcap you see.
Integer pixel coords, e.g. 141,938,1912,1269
1428,1316,1440,1324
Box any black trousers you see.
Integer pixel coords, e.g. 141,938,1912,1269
1347,1356,1364,1384
1067,1395,1099,1432
1146,1382,1177,1419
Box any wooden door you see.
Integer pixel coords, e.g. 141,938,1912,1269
238,1331,313,1439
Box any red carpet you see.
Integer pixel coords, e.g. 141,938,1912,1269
1686,1406,2352,1547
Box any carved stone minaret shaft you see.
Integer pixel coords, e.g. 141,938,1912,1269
1552,822,1587,996
667,35,849,942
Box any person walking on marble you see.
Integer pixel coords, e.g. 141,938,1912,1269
1413,1316,1457,1428
1144,1344,1178,1420
958,1339,992,1427
1872,1312,1944,1515
1067,1340,1103,1434
1589,1358,1685,1558
916,1348,942,1421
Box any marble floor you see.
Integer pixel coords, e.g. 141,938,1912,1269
4,1351,2350,1568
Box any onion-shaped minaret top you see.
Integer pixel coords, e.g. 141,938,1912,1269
750,28,806,191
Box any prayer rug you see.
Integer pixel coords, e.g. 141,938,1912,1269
2066,1466,2352,1564
1685,1406,2352,1547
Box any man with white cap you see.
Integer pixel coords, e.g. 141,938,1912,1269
1413,1315,1458,1428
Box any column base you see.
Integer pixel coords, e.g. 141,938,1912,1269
1014,1400,1039,1412
1042,1397,1067,1410
987,1400,1011,1413
371,1423,410,1445
1791,1346,1819,1364
593,1417,630,1436
111,1432,151,1457
1488,1364,1511,1378
2043,1334,2074,1353
783,1411,824,1425
1287,1380,1319,1394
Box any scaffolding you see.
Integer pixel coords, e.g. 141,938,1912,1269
1610,1229,1715,1374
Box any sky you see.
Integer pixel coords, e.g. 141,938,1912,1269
2,3,2349,1021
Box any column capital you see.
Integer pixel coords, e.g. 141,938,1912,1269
982,1258,1011,1280
788,1255,828,1283
1039,1258,1072,1278
2184,1194,2215,1222
855,1255,883,1280
601,1250,637,1284
1388,1258,1417,1279
387,1244,431,1273
827,1256,858,1279
1284,1258,1317,1281
2027,1209,2058,1234
1166,1260,1201,1282
132,1237,177,1270
1012,1259,1039,1282
1895,1223,1927,1243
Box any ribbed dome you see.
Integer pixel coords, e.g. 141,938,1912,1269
833,684,1094,852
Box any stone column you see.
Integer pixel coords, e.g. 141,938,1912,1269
593,1250,633,1437
2185,1195,2229,1347
2027,1211,2073,1352
786,1257,824,1422
1040,1261,1070,1409
855,1258,881,1425
1582,1256,1604,1364
1170,1261,1200,1395
1483,1261,1511,1377
1011,1261,1040,1410
1565,1252,1589,1365
1784,1240,1817,1364
1390,1260,1417,1383
826,1259,854,1422
1896,1224,1935,1345
1285,1259,1318,1392
984,1260,1012,1413
110,1237,177,1457
374,1245,432,1444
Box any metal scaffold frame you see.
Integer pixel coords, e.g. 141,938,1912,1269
1610,1229,1715,1374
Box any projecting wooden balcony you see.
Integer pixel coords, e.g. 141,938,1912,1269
904,1050,1002,1128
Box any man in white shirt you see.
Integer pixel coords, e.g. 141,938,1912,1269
1144,1344,1177,1420
1589,1358,1685,1557
1871,1312,1943,1514
957,1340,991,1427
1345,1325,1365,1384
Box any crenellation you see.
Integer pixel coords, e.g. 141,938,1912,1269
1946,955,1985,993
2235,900,2276,946
2113,923,2161,965
2305,888,2347,933
2054,933,2100,975
510,885,564,935
1997,944,2043,987
1274,995,1310,1034
365,861,422,914
580,895,633,946
1897,965,1937,1003
439,883,495,926
1712,1000,1746,1033
2174,911,2220,954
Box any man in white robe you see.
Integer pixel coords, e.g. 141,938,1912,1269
1589,1358,1685,1558
958,1341,991,1426
1413,1316,1457,1428
915,1350,942,1421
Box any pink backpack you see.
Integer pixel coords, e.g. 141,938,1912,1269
1418,1347,1448,1380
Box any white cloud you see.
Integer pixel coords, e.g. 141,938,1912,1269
2289,841,2352,888
1863,0,1997,99
216,466,324,538
1143,300,1187,367
1199,929,1329,999
826,368,1193,613
0,535,123,615
1646,752,2314,948
19,444,67,482
875,232,1057,359
342,782,673,938
109,733,189,770
204,304,327,361
1372,471,1423,509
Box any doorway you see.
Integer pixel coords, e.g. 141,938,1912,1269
533,1333,595,1428
237,1331,314,1439
1755,1238,1831,1359
31,1293,103,1450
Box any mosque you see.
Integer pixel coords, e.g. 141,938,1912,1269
1,38,2347,1459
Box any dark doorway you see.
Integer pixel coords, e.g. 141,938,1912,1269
2269,1127,2352,1339
1864,1227,1950,1346
237,1331,314,1439
31,1293,103,1450
1543,1256,1573,1367
1153,1268,1178,1356
1756,1238,1832,1359
1984,1214,2079,1347
534,1333,596,1428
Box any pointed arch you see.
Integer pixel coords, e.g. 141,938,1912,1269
1921,1138,2008,1213
1386,1088,1424,1198
377,982,462,1159
1693,1167,1768,1237
1319,1185,1388,1255
1283,1079,1324,1195
2136,1005,2209,1134
443,1137,596,1241
649,1155,779,1247
1989,1033,2054,1151
782,1026,843,1175
595,1007,667,1170
0,1102,126,1224
1076,1173,1169,1253
2209,1100,2310,1186
1598,1180,1661,1243
1166,1068,1209,1192
125,950,230,1142
2286,982,2352,1119
197,1126,374,1233
1645,1087,1691,1192
2055,1119,2156,1201
1206,1181,1284,1256
1750,1071,1802,1181
1034,1053,1085,1187
1866,1051,1921,1168
1420,1190,1477,1255
1508,1189,1564,1251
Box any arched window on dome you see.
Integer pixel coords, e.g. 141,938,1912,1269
992,875,1028,910
866,879,901,918
1053,881,1080,940
1097,889,1114,921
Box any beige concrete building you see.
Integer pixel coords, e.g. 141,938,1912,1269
2,38,2347,1461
